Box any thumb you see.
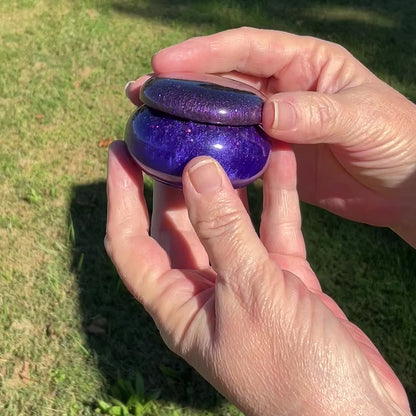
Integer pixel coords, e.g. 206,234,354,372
182,157,275,287
262,91,353,144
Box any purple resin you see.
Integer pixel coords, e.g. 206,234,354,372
140,73,264,126
125,106,271,188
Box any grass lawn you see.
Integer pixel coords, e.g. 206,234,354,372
1,0,415,414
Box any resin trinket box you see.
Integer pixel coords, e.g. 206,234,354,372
124,73,271,188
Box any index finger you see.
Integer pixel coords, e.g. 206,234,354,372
151,27,371,93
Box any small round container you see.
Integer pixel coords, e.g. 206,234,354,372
125,73,271,188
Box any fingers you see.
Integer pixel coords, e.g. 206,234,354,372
261,142,321,291
130,27,375,148
182,157,275,290
105,141,171,306
260,142,305,257
105,143,217,344
105,141,149,237
151,181,210,269
152,27,372,90
149,27,377,147
150,180,248,270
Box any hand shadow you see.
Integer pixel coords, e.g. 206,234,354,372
69,179,228,411
69,176,416,413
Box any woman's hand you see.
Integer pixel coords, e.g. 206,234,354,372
105,140,411,416
126,27,416,246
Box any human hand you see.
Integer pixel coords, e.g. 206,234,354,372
105,140,411,416
126,27,416,247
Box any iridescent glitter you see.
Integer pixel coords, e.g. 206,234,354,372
140,73,264,126
125,73,271,188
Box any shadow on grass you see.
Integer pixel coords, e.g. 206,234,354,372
70,179,416,412
69,181,225,412
108,0,416,101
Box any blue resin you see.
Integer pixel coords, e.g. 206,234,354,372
125,106,271,188
140,73,264,126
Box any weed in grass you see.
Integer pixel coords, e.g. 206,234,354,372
96,373,158,415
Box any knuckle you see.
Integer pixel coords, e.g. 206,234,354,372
230,259,281,315
317,99,333,125
103,227,133,260
195,206,242,242
309,95,339,138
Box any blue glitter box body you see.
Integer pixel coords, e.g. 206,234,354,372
125,73,271,188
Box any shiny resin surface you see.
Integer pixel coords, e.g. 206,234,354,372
125,73,270,187
140,73,264,125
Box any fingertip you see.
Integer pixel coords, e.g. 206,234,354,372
151,48,169,72
106,142,149,246
108,140,129,167
124,80,134,96
151,34,207,65
124,75,153,106
263,141,297,186
108,140,123,170
124,80,141,106
108,138,126,153
107,140,143,190
260,140,307,263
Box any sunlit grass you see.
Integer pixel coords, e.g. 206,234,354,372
1,0,415,414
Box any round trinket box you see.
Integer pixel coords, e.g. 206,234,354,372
125,73,271,188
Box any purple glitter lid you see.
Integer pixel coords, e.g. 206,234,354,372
140,73,264,126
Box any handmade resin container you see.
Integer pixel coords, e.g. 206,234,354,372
125,73,271,188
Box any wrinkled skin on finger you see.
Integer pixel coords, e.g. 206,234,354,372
126,27,416,246
105,141,411,416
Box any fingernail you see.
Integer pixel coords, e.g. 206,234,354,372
264,100,296,130
124,81,134,96
188,159,222,194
